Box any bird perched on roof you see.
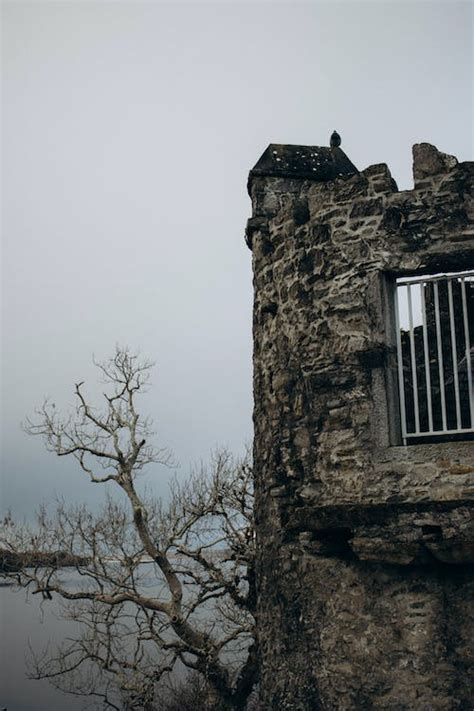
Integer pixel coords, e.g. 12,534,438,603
330,130,341,147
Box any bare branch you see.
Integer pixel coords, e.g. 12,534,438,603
6,348,257,709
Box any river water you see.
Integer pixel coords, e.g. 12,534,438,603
0,560,249,710
0,570,237,710
0,577,86,711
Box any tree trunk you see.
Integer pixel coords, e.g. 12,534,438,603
205,683,248,711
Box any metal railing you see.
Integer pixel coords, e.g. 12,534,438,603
394,270,474,444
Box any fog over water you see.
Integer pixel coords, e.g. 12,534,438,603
1,1,473,709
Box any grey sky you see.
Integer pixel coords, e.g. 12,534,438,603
2,1,473,518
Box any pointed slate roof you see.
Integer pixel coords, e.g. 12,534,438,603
248,143,358,193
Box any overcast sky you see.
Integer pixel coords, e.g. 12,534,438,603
1,0,473,519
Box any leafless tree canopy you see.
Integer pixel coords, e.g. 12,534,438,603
1,348,256,710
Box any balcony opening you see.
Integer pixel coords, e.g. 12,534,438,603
394,270,474,444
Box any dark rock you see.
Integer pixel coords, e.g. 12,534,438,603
293,199,310,226
350,197,383,218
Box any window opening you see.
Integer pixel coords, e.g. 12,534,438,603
394,270,474,444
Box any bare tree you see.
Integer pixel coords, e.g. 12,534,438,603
1,348,256,710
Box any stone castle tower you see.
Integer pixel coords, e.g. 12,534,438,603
246,139,473,708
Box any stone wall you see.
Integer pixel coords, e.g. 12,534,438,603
246,142,474,709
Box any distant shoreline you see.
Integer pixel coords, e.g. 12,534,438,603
0,549,90,574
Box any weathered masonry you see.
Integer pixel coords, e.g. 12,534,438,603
246,140,474,709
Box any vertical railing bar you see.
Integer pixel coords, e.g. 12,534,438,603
433,281,447,431
407,285,420,433
394,285,408,444
460,278,474,427
447,279,462,429
420,282,433,432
